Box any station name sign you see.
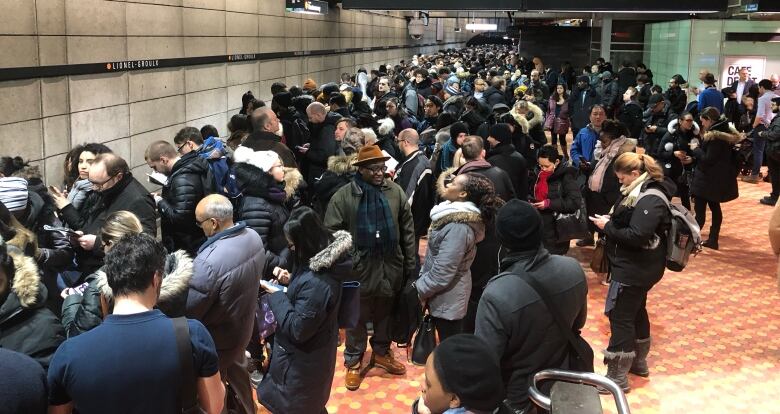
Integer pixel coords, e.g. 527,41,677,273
106,59,160,71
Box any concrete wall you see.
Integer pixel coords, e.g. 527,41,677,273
0,1,470,188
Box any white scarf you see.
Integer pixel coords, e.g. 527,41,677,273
618,172,650,208
429,200,480,222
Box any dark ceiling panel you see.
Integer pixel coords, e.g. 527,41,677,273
341,0,727,12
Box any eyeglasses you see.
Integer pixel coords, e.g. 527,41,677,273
176,140,190,154
196,217,214,228
362,165,388,174
89,174,117,190
681,118,694,123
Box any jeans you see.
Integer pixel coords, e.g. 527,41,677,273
752,135,767,176
607,285,651,352
431,317,463,342
694,196,723,242
344,295,393,367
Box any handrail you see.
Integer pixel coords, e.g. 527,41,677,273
528,369,632,414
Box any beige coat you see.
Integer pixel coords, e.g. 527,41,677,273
768,200,780,292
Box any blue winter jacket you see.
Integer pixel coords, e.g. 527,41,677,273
570,125,599,167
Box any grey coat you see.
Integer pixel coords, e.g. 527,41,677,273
417,209,485,320
185,223,266,370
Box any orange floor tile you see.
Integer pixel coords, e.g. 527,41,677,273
258,178,780,414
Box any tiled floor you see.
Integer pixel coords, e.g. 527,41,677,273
258,178,780,414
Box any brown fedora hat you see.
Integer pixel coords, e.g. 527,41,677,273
353,145,390,166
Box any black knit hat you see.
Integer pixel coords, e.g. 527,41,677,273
489,123,512,144
272,91,293,108
495,199,543,252
449,122,469,143
433,334,505,411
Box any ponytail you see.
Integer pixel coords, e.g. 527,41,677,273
614,152,664,182
462,173,506,224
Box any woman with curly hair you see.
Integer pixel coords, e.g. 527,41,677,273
415,173,505,341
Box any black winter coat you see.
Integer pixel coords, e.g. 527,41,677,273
59,174,157,275
657,119,700,179
60,251,194,338
569,87,602,132
258,231,352,414
306,112,343,183
599,79,620,112
455,160,516,202
475,248,588,411
0,250,64,369
535,165,582,254
487,144,529,201
617,67,637,94
483,86,508,108
159,151,215,255
233,163,291,278
311,154,356,216
664,86,687,116
243,130,298,169
691,118,741,203
618,101,644,139
641,106,677,155
604,178,675,287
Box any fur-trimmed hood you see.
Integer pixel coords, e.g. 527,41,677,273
667,118,700,136
427,201,486,243
96,250,193,305
327,154,358,175
309,230,352,273
378,117,395,136
6,250,43,309
283,167,304,200
703,119,741,144
436,166,457,197
510,101,544,133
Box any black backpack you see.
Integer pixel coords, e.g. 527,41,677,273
636,189,702,272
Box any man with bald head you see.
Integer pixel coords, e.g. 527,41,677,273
54,152,156,274
394,128,435,239
304,101,342,183
186,194,265,414
243,107,297,168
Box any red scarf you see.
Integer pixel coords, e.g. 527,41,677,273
535,169,553,202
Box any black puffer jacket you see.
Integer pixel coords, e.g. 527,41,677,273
657,118,700,179
306,111,343,183
534,165,582,254
641,105,677,155
691,117,741,203
159,151,215,255
311,154,356,216
233,163,291,278
604,178,675,287
0,249,64,369
487,144,529,201
569,87,601,132
618,100,644,139
483,86,507,108
60,250,194,338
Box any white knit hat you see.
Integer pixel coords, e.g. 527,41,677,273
0,177,28,212
233,146,280,172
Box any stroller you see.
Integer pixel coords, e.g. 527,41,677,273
734,136,754,177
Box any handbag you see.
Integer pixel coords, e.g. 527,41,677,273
589,238,609,274
411,311,437,366
554,200,590,242
510,266,595,373
338,281,361,328
173,317,205,414
255,294,276,340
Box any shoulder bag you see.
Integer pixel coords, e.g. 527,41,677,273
411,309,437,366
173,317,204,414
589,238,609,274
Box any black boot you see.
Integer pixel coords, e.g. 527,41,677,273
601,350,634,393
702,239,719,250
630,337,651,377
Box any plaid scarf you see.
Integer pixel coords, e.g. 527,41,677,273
354,175,397,255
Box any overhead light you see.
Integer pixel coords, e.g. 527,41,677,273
286,0,328,15
465,23,498,31
503,36,510,39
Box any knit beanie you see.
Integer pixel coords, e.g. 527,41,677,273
489,123,512,144
449,122,469,142
0,177,29,212
444,84,461,96
433,334,505,411
495,199,543,252
272,91,293,108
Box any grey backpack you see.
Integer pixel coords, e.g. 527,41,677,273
637,188,702,272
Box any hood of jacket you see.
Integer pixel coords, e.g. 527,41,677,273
327,154,358,175
2,249,43,311
510,109,531,134
549,163,577,181
483,86,503,99
283,167,304,200
309,230,352,273
436,166,458,197
455,159,492,175
96,250,193,303
323,111,343,127
428,201,486,243
414,77,432,91
703,118,741,143
667,118,700,136
523,102,545,130
642,176,678,200
233,162,284,201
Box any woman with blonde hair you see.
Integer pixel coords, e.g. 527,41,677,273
590,152,675,392
61,211,193,337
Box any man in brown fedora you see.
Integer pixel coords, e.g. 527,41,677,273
324,144,416,391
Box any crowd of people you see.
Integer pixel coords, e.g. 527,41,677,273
1,44,779,414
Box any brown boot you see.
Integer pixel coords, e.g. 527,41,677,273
371,351,406,375
345,363,363,391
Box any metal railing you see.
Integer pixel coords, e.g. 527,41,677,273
528,369,632,414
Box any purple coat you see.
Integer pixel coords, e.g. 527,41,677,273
544,96,571,135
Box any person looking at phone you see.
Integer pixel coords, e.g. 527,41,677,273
589,152,674,392
51,154,157,276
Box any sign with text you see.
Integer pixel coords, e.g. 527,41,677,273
721,56,765,86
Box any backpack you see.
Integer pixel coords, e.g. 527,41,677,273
636,188,702,272
198,137,240,198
